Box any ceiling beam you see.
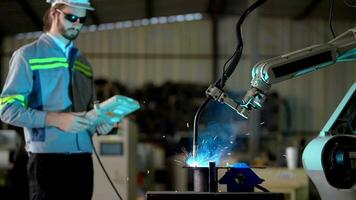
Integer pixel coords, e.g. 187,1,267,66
294,0,323,20
207,0,226,15
145,0,154,18
15,0,43,30
207,0,226,80
89,0,100,25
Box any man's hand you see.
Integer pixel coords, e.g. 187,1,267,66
96,121,114,135
46,112,93,132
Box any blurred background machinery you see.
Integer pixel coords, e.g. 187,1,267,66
92,119,138,200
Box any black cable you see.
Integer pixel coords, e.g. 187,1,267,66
255,184,269,192
90,134,124,200
192,0,267,162
329,0,336,38
219,0,267,89
220,51,237,88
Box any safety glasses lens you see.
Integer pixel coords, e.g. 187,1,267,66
65,14,86,23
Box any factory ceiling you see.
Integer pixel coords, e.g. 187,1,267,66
0,0,355,36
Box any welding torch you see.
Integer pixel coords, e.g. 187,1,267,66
192,0,267,163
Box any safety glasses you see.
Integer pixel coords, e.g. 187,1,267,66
56,9,87,24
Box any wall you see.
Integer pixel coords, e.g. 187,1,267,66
1,17,355,132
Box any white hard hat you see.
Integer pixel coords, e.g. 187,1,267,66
46,0,95,11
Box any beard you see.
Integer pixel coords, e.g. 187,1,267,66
58,22,80,41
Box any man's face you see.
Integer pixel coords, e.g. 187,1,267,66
55,6,86,41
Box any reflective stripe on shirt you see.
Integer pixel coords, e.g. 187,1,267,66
29,57,68,70
74,61,92,77
0,94,26,109
28,58,92,77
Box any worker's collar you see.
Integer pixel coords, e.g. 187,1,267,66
46,32,74,58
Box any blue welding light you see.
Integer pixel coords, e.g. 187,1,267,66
186,150,222,167
231,162,249,168
185,133,223,167
185,122,239,167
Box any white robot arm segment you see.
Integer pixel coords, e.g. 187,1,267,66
237,27,356,119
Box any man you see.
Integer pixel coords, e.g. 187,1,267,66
0,0,113,199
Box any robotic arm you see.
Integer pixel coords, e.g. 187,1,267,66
229,27,356,198
205,27,356,119
231,27,356,119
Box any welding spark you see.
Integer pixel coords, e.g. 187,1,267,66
245,132,250,136
260,122,265,125
184,122,240,167
186,123,190,128
147,170,150,175
182,147,189,157
192,162,198,167
162,135,166,138
173,159,185,166
186,145,224,167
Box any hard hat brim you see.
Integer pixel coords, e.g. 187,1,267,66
52,2,95,11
